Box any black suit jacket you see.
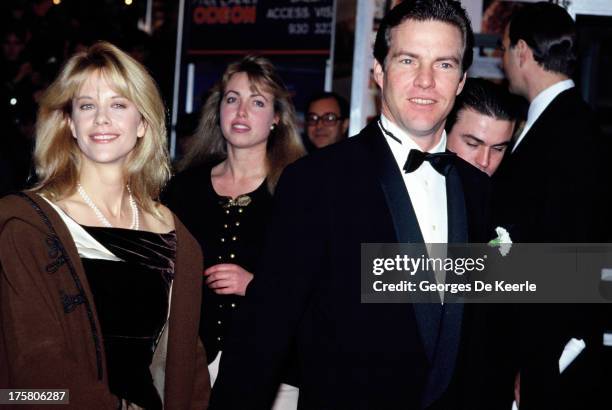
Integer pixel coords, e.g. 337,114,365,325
494,87,611,242
211,121,513,410
493,87,611,409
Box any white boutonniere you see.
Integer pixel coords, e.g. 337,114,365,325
488,226,512,256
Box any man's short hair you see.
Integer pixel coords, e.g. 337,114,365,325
508,2,576,76
373,0,474,73
445,78,518,132
306,91,349,119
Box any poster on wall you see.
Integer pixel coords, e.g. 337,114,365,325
471,0,541,80
187,0,334,55
481,0,524,35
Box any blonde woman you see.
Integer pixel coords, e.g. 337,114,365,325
165,56,304,409
0,42,209,409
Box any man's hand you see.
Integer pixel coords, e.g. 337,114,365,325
204,263,254,296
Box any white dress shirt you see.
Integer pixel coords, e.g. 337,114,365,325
512,79,575,153
379,115,448,244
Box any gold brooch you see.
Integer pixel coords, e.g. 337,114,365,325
221,194,252,209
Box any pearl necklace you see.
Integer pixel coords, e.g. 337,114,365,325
77,183,139,230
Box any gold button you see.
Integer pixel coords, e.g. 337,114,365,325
230,253,235,259
235,221,240,227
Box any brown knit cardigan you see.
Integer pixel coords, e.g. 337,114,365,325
0,192,210,409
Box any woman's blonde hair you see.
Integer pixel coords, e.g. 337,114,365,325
32,41,170,214
180,55,305,192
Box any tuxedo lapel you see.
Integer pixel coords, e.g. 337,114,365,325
446,163,468,243
364,121,424,245
363,123,442,367
364,124,467,408
420,161,466,409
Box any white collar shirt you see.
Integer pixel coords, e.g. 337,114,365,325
379,114,448,244
512,79,575,153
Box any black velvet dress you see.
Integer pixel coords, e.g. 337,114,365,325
164,164,273,364
81,227,176,409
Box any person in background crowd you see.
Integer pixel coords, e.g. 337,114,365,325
164,55,304,410
0,25,36,195
174,112,200,170
446,77,517,176
304,91,349,150
0,24,31,93
0,41,210,409
209,1,515,409
495,2,611,408
0,113,35,196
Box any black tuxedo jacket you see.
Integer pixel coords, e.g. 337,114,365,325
493,88,612,409
494,87,611,242
210,121,514,410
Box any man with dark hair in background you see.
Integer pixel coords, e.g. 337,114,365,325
303,91,349,150
446,77,518,176
495,2,611,409
210,1,515,409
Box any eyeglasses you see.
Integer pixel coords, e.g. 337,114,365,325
306,112,342,126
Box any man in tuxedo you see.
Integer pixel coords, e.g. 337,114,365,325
210,1,513,409
494,2,611,408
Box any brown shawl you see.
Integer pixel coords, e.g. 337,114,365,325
0,192,210,409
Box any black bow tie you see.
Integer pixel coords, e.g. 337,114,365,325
403,149,456,176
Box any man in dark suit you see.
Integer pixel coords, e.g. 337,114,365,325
210,1,513,409
446,78,518,177
494,3,611,408
304,91,349,151
496,2,609,243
